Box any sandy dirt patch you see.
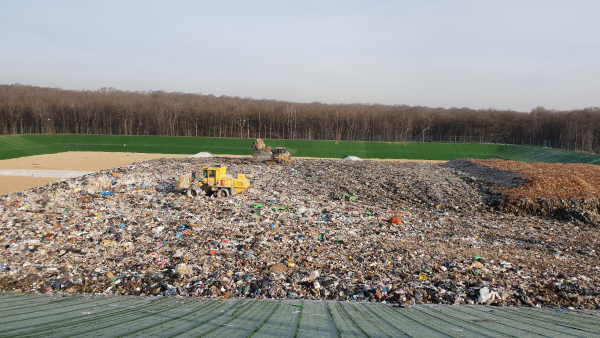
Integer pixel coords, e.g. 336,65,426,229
0,151,191,171
0,152,190,195
0,176,62,196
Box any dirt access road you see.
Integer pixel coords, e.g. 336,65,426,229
0,152,190,195
0,152,446,195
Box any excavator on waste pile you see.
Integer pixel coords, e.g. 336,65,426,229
252,138,292,164
180,165,250,198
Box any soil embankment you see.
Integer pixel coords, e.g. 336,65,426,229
447,159,600,226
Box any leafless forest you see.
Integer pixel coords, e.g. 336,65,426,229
0,84,598,153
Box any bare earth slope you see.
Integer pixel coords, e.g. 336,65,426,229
0,152,190,195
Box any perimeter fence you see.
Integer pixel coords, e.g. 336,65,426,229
312,134,600,154
1,134,599,164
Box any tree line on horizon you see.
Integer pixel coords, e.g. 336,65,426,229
0,84,598,153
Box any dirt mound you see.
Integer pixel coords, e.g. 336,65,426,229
445,159,525,188
468,159,600,226
307,161,496,212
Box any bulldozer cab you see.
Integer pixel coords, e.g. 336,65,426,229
273,147,287,155
203,166,226,186
265,147,291,164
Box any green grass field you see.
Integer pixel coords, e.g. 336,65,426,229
0,134,598,164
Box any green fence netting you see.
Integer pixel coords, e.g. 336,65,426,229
1,135,599,164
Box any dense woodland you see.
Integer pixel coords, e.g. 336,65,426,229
0,84,598,153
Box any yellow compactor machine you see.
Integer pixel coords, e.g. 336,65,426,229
183,165,250,198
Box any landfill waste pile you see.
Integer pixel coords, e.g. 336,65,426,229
448,159,600,226
445,159,526,188
0,157,599,310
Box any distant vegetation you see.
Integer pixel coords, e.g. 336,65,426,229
1,134,599,164
0,84,598,153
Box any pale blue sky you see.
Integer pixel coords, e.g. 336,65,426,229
1,0,599,111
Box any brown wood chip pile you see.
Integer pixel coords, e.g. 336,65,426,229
469,159,600,201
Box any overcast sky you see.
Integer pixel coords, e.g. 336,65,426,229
1,0,599,111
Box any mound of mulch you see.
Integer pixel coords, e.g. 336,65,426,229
469,159,600,225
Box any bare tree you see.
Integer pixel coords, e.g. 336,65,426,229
0,84,598,153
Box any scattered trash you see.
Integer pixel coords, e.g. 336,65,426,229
478,287,499,303
0,157,597,310
189,152,212,158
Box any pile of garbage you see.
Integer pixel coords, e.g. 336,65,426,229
449,159,600,226
0,158,599,310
